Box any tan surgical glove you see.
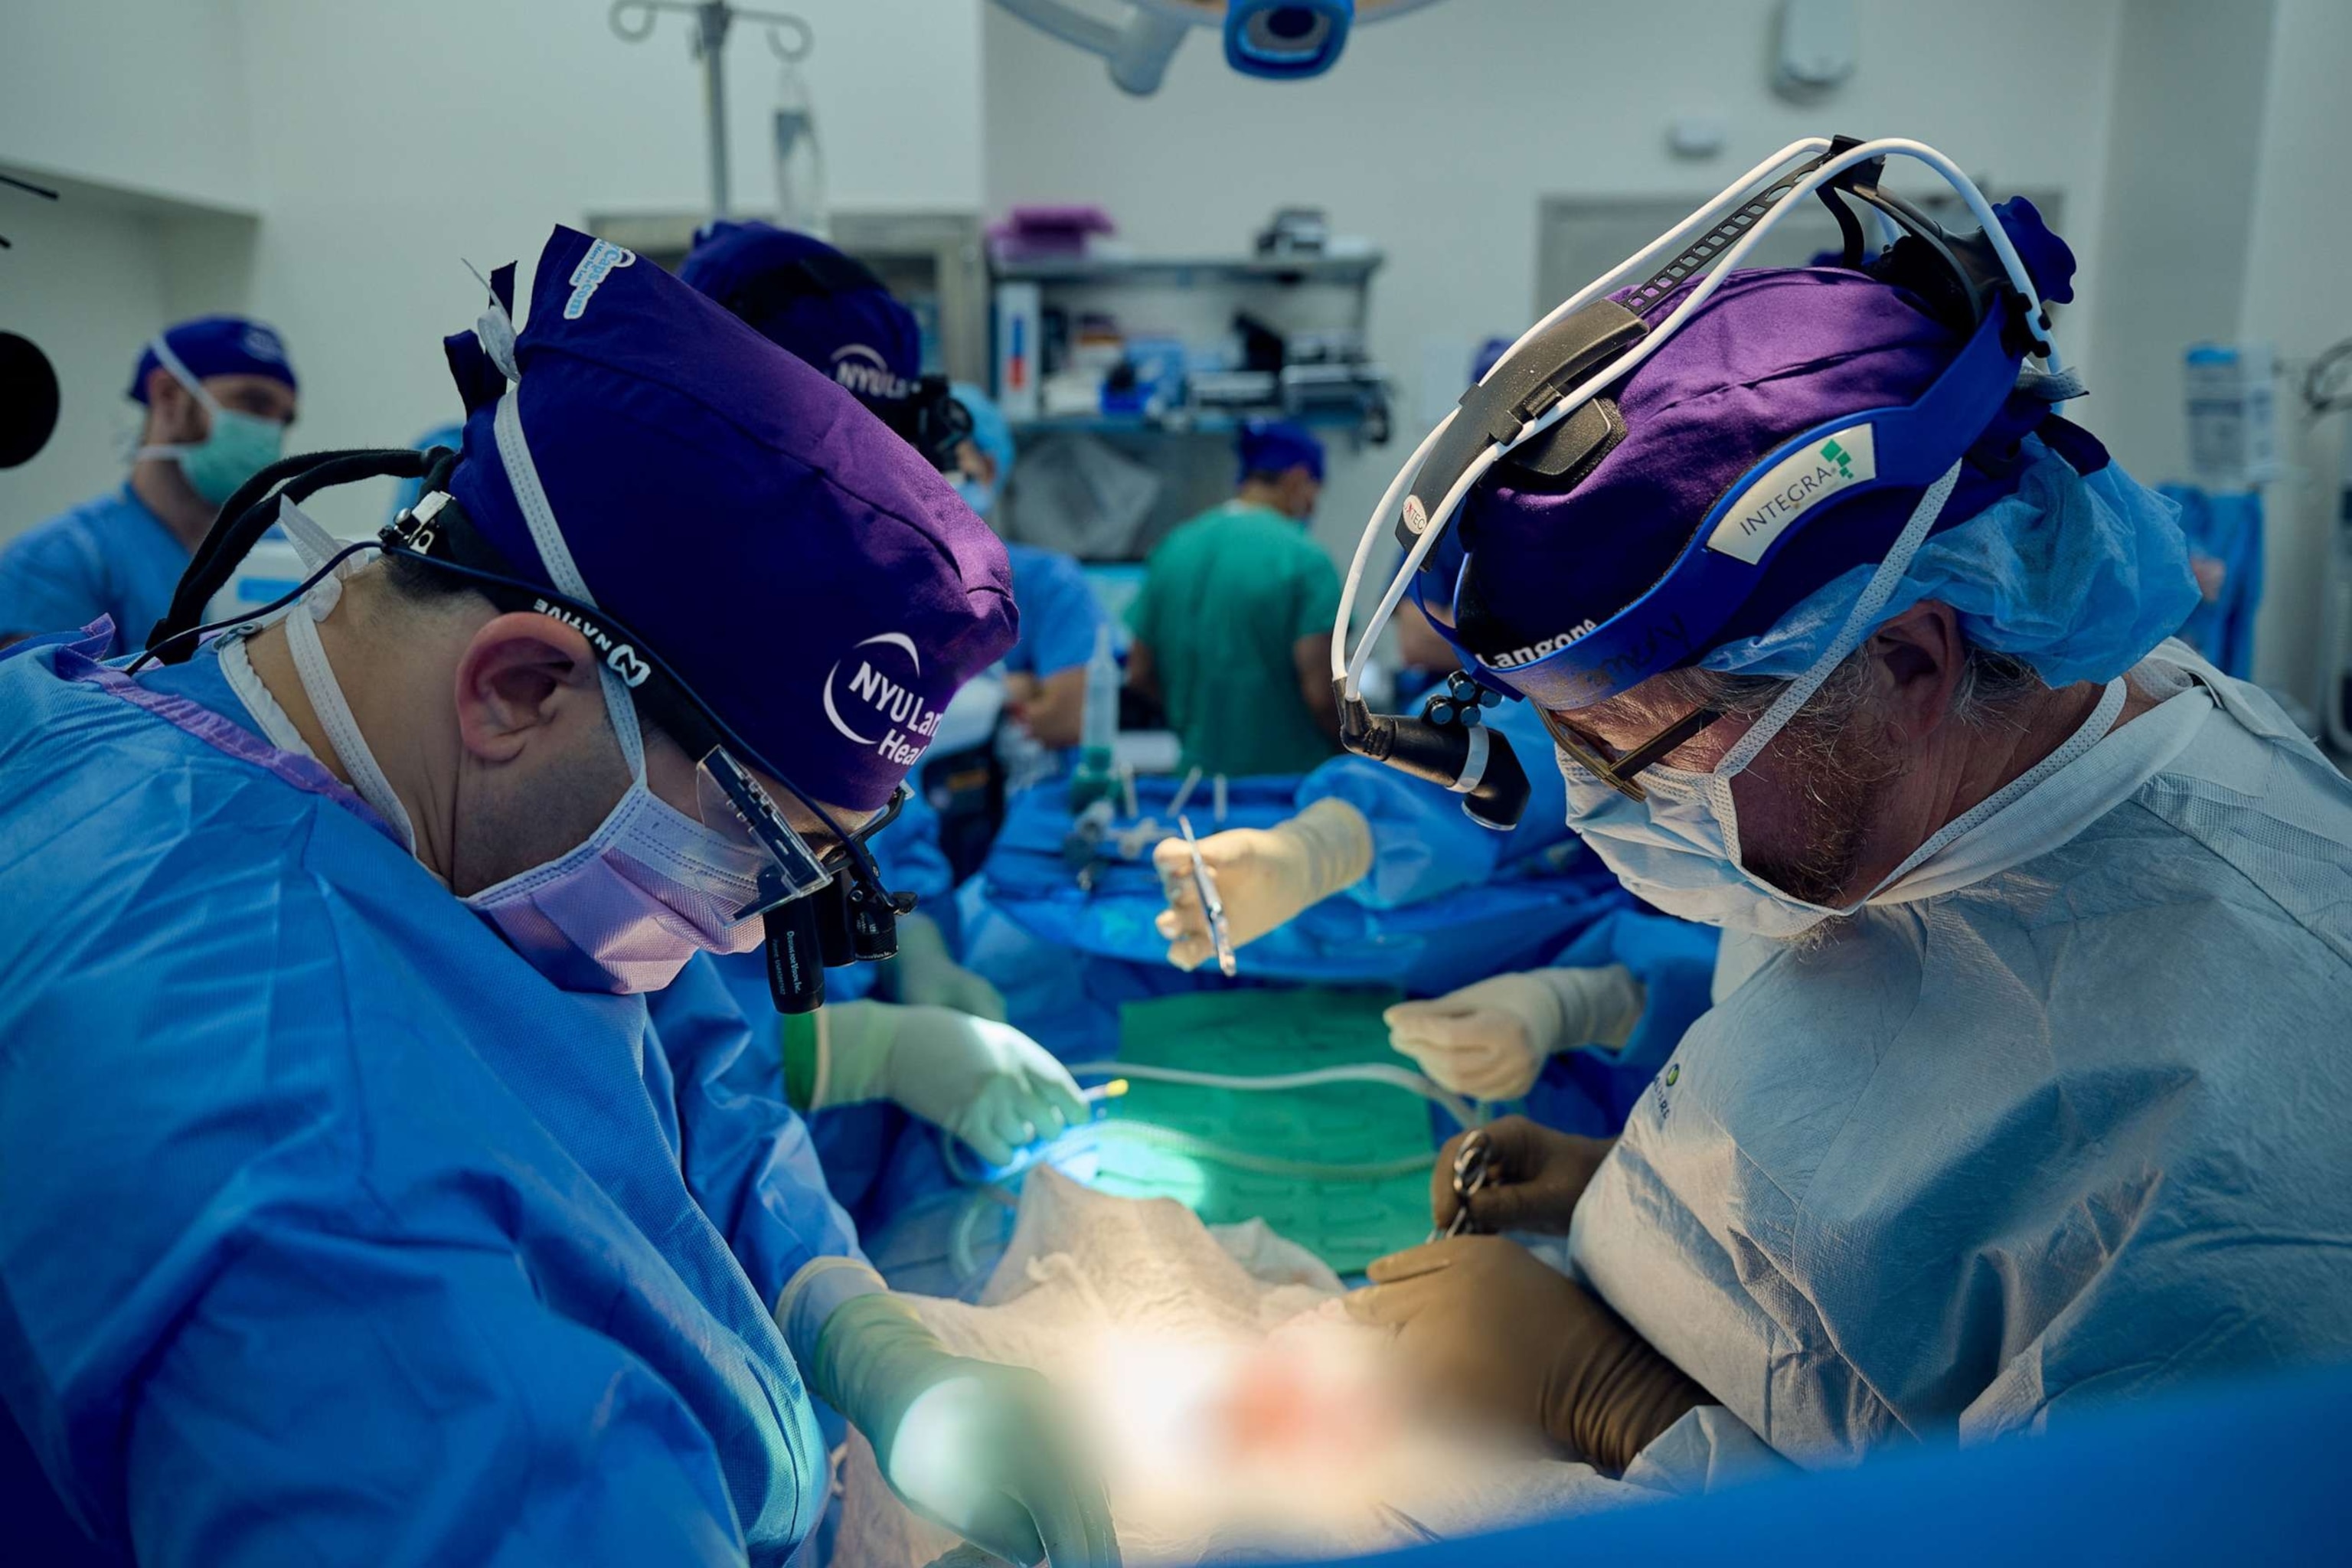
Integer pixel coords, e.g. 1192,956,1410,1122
1148,796,1373,972
1383,965,1645,1099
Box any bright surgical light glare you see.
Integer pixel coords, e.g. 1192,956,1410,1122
1063,1309,1421,1550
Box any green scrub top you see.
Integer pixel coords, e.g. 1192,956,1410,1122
1127,499,1342,776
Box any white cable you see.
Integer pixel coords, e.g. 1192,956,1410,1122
1330,138,1833,696
1336,136,2062,697
1066,1059,1481,1131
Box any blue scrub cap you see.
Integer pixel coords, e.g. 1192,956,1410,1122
1701,436,2200,689
129,315,297,402
1238,418,1325,483
951,381,1015,480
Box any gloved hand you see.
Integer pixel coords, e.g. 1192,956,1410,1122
1150,796,1373,971
1344,1235,1706,1474
887,912,1009,1021
1430,1115,1613,1236
814,1291,1120,1568
819,1001,1085,1166
1383,965,1645,1099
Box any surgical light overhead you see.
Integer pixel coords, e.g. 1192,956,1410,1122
991,0,1444,95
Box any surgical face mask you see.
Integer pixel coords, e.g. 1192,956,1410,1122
456,672,777,994
1555,460,2122,940
266,529,772,994
136,338,287,507
950,474,996,518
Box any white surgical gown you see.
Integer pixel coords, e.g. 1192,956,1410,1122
1572,645,2352,1467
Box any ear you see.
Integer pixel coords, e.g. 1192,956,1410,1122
452,612,603,764
1865,600,1965,743
143,367,198,440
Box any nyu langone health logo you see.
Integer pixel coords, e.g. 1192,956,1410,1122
823,633,942,767
1705,423,1878,566
830,345,910,402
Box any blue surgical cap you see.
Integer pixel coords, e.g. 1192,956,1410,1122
1702,436,2200,691
129,315,297,403
951,381,1014,480
1237,418,1325,483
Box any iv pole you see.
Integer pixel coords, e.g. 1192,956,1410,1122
609,1,814,218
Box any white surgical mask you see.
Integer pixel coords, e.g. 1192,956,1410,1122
1557,459,2133,939
260,499,771,993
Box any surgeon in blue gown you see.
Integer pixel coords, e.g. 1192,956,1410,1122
0,316,297,648
0,228,1116,1568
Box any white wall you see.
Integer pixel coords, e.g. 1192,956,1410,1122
982,0,2127,567
2238,0,2352,706
1,0,986,540
0,185,181,527
0,0,254,211
2083,0,2278,486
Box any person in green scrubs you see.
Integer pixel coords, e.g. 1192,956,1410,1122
1125,420,1342,776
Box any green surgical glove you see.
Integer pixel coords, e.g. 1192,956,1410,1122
814,1291,1121,1568
886,912,1009,1021
809,1001,1085,1166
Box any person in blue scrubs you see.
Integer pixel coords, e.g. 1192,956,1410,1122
0,315,297,648
0,228,1116,1568
946,381,1105,752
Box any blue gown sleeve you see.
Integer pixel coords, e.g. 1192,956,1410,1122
122,1205,751,1567
1298,697,1573,909
869,786,953,909
1547,906,1720,1073
650,954,867,1309
0,514,110,639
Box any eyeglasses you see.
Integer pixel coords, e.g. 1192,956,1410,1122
1539,701,1727,801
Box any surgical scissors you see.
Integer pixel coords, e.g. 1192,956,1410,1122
1431,1127,1495,1242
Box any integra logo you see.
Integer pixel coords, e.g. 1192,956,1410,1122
1705,423,1878,566
823,632,943,767
830,345,910,402
1487,619,1600,670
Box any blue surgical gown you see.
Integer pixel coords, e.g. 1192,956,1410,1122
0,630,861,1565
712,789,959,1227
1570,655,2352,1468
1003,542,1104,680
0,486,190,646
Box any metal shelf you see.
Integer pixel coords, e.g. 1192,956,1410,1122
1009,405,1374,436
989,253,1382,288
